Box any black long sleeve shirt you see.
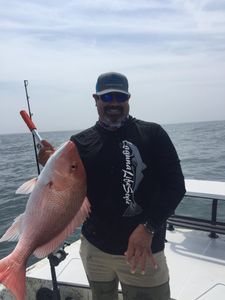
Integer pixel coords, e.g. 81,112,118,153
71,116,186,255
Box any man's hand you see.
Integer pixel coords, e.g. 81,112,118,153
38,140,55,166
124,224,157,275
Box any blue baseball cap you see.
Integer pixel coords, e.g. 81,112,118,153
95,72,130,96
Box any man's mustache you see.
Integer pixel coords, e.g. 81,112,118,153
104,106,123,113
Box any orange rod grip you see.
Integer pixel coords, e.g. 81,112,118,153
20,110,37,131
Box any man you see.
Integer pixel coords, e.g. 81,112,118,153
39,72,186,300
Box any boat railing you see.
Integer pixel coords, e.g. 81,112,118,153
167,180,225,238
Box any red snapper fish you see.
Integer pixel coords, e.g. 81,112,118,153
0,140,89,300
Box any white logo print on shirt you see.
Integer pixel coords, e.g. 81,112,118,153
122,140,147,217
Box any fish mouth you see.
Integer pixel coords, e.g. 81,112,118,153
53,141,76,163
59,141,74,154
67,140,76,150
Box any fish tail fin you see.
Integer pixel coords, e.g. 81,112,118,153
0,253,26,300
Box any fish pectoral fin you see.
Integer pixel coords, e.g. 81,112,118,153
16,178,38,194
0,214,24,242
33,197,91,258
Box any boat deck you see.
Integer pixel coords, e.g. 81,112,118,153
25,228,225,299
1,228,225,299
165,228,225,299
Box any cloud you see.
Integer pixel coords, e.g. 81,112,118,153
0,0,225,133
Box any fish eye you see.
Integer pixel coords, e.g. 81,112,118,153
71,163,78,170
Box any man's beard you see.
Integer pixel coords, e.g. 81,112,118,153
99,107,129,130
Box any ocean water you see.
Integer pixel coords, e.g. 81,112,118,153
0,120,225,264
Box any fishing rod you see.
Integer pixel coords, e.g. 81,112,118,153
23,80,41,175
21,82,69,300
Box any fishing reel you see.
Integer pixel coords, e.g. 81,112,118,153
48,241,70,267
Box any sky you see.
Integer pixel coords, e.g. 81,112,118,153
0,0,225,134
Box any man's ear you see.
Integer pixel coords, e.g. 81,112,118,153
93,94,99,105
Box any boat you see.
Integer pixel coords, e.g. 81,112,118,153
0,179,225,300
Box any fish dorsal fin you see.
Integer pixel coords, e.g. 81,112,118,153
0,214,24,242
16,178,38,194
33,198,91,258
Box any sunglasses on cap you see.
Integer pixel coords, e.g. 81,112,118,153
99,92,130,103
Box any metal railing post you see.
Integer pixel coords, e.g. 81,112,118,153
209,199,219,239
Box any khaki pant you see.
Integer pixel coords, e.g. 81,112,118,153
80,236,170,300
